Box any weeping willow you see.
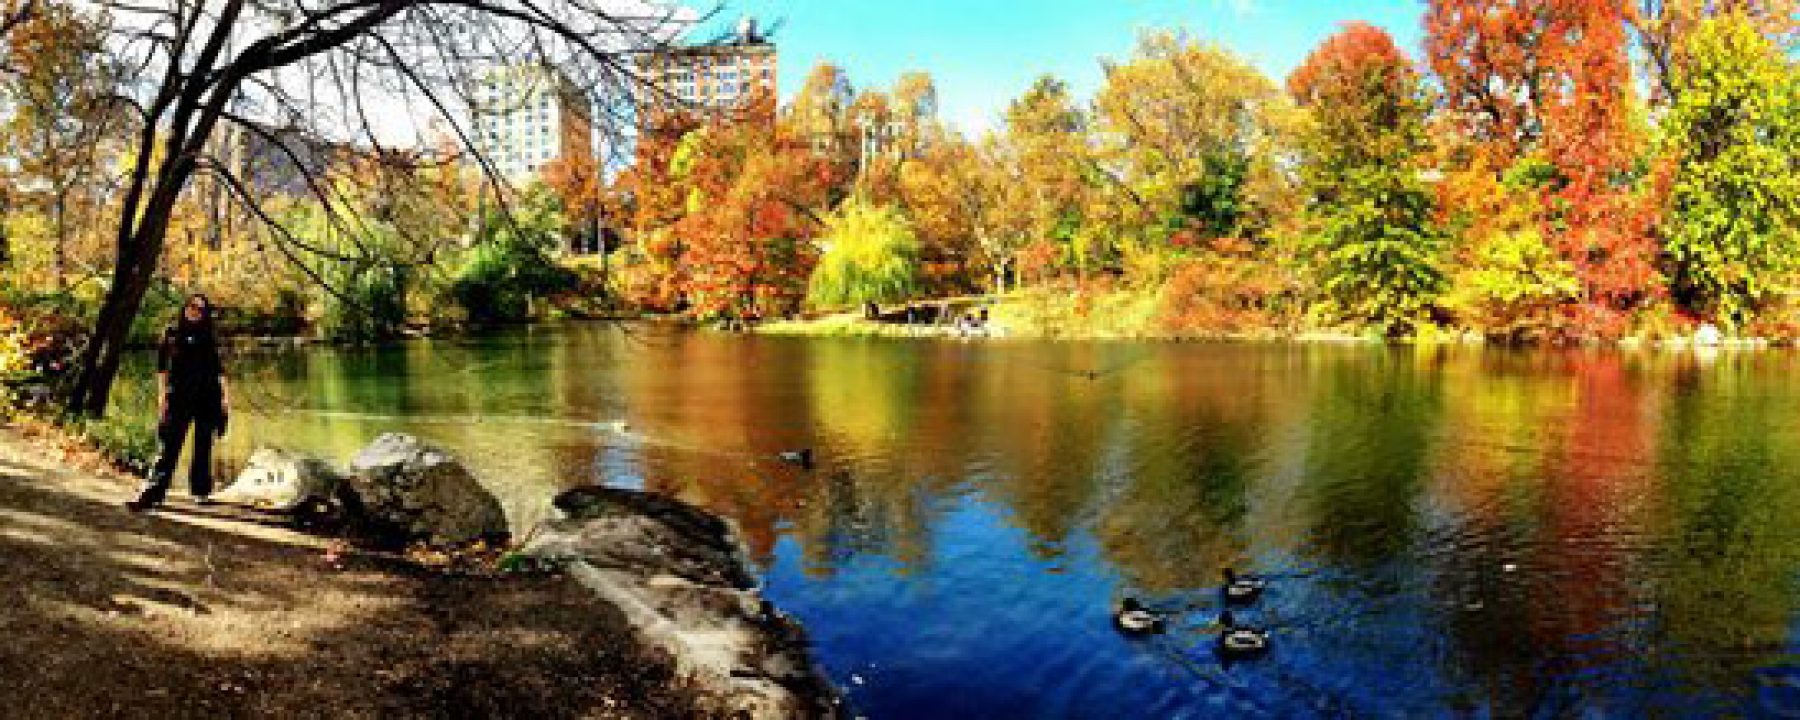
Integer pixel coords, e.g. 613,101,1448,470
806,198,922,309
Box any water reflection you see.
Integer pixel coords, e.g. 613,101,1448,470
188,326,1800,717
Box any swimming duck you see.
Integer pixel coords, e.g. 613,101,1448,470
1113,597,1166,635
1222,567,1266,605
779,449,815,469
1214,610,1271,659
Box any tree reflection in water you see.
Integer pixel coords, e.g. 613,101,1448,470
196,327,1800,717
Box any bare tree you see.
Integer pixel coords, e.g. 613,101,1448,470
62,0,704,416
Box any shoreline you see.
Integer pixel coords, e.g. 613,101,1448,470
754,311,1781,350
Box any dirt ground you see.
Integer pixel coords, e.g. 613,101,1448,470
0,424,688,719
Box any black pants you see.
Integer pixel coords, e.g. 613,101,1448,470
139,394,220,502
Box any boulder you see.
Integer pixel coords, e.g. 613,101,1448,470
527,486,841,719
345,433,508,545
213,447,342,511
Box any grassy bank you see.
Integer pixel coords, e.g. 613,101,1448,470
760,286,1784,349
761,287,1356,342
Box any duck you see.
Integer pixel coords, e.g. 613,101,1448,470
1214,610,1271,659
1113,597,1166,636
1221,567,1266,605
778,449,815,469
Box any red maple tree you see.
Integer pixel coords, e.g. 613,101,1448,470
1426,0,1659,337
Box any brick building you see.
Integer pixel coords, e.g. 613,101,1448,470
636,16,778,132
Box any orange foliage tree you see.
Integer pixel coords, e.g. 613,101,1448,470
541,151,603,251
667,95,846,320
614,112,701,310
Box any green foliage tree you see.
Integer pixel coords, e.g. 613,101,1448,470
283,198,411,343
807,198,921,310
452,185,578,324
1290,23,1445,332
1660,14,1800,327
1307,168,1447,331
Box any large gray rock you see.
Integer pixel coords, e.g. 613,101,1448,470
526,486,841,719
213,447,342,511
345,433,508,545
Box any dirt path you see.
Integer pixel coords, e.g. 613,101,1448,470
0,424,684,719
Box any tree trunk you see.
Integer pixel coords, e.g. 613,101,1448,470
0,194,10,266
67,182,182,417
52,189,67,292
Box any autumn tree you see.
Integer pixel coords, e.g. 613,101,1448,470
1541,0,1660,336
1425,0,1563,164
787,62,856,165
1290,22,1444,331
890,71,939,147
1003,75,1093,277
1631,0,1798,105
613,110,702,310
675,95,842,320
0,3,123,291
541,151,604,253
844,88,899,200
0,0,32,40
1438,158,1581,341
1093,31,1298,251
1427,0,1659,337
898,131,1031,295
1660,14,1799,326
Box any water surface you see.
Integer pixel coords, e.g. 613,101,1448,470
186,325,1800,717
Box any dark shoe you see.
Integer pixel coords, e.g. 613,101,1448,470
125,496,162,512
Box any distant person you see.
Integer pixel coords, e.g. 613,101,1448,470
128,294,231,511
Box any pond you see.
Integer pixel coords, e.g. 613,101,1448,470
166,323,1800,717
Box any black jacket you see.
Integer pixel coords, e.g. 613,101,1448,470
157,324,224,402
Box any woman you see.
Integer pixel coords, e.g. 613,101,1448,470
127,294,231,511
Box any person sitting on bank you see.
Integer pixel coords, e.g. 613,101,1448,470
127,294,231,511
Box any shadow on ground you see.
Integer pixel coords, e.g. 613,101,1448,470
0,451,683,719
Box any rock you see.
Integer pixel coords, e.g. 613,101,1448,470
529,486,841,719
212,448,342,512
344,433,508,546
1695,322,1723,347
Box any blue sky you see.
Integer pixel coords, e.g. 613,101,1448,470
691,0,1430,134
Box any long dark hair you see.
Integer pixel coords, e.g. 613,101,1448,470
175,293,217,337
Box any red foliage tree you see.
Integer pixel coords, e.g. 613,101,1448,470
1425,0,1563,164
1288,21,1424,170
1427,0,1659,337
1539,0,1660,336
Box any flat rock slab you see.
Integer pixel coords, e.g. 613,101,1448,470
529,486,842,719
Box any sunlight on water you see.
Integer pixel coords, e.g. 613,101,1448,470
139,324,1800,718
